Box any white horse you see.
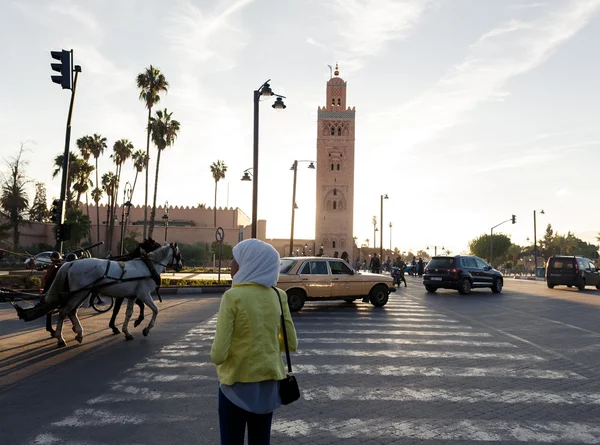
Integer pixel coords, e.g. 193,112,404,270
43,243,182,348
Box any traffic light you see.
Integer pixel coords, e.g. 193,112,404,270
57,223,71,242
50,50,72,90
50,199,63,223
511,214,516,224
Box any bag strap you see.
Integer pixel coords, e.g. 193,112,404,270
272,286,293,374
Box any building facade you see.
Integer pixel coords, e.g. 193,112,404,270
315,64,356,257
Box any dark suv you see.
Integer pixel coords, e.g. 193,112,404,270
546,256,600,290
423,255,503,295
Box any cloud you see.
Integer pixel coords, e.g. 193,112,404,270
556,188,573,197
326,0,434,71
48,1,101,34
371,0,600,148
306,37,327,50
510,2,547,10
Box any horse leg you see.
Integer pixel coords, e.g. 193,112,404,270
46,313,56,338
55,311,68,348
109,298,124,335
69,309,83,343
133,298,145,328
139,295,158,337
122,298,136,341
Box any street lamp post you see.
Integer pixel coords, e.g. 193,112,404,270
119,182,133,256
533,209,545,271
427,245,445,256
389,222,393,252
289,160,315,256
252,80,286,239
162,201,169,242
380,194,388,260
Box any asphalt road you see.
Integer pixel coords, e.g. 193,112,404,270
2,279,600,444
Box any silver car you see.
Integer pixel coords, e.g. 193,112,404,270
24,251,54,270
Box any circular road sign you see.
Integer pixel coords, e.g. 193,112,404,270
216,227,225,243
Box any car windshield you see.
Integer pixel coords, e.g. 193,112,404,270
279,259,297,274
427,258,454,269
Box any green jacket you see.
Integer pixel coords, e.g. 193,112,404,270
210,284,298,385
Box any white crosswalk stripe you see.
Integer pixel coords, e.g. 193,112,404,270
32,300,599,444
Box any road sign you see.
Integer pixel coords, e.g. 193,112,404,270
216,227,225,244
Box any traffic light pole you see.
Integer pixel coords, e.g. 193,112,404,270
489,217,515,268
55,65,81,253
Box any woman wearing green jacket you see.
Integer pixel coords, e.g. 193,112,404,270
211,239,298,445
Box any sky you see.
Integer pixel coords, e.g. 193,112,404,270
1,0,599,255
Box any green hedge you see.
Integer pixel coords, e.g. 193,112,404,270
160,278,230,287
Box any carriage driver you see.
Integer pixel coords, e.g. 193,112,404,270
41,252,62,293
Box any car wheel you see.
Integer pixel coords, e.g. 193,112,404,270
547,283,555,289
458,278,472,295
578,280,585,291
369,285,389,307
286,289,305,312
491,278,503,294
596,284,600,290
425,285,437,293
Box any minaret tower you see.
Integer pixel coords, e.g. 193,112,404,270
315,64,355,256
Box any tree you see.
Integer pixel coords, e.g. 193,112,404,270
52,151,83,209
62,207,91,251
29,182,49,222
147,108,180,238
210,160,228,227
72,158,94,208
108,139,134,250
137,65,169,239
89,134,107,243
101,172,117,251
0,146,30,249
468,233,512,265
416,250,429,260
130,149,147,201
211,241,233,260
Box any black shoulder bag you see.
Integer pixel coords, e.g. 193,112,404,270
272,286,300,405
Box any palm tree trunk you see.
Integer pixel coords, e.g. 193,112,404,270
86,192,91,243
95,158,100,245
148,149,162,239
131,170,139,202
214,180,218,228
108,164,120,252
143,107,152,239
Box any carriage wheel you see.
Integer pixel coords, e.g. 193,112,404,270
91,294,114,313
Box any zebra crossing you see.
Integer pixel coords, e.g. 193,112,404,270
30,294,600,444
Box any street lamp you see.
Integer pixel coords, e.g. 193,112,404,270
241,168,253,182
252,80,286,239
162,200,169,242
380,194,389,260
426,245,445,256
289,160,315,256
533,209,545,272
389,222,393,252
119,181,133,256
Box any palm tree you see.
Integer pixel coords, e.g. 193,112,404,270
88,134,107,243
147,108,180,238
210,160,228,227
52,152,83,208
72,159,94,207
0,147,29,249
108,139,134,249
101,172,117,249
137,65,169,239
76,136,93,216
130,149,147,201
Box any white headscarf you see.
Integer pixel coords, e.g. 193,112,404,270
232,239,280,287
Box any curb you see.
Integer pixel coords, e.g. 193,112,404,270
512,276,545,281
153,286,231,295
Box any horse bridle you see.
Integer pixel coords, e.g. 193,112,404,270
150,244,182,271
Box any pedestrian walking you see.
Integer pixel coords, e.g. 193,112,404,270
418,257,424,277
370,253,381,274
211,239,298,445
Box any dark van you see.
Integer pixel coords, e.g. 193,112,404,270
546,256,600,290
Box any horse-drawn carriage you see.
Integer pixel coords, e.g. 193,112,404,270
5,238,182,348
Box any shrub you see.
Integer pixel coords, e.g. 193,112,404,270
176,279,188,286
24,275,42,289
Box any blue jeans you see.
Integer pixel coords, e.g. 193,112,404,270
218,388,274,445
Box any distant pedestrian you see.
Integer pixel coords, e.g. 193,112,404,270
417,257,424,277
370,253,381,274
211,239,298,445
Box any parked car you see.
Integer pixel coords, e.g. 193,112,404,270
546,256,600,290
422,255,503,295
24,251,54,270
277,257,396,312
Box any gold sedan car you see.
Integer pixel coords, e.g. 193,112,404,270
277,257,396,312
